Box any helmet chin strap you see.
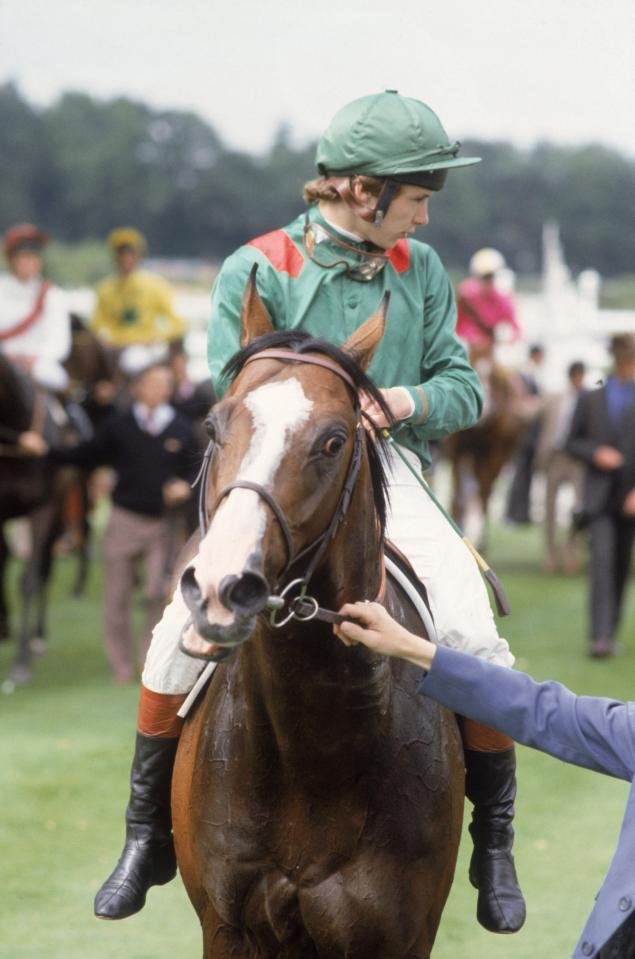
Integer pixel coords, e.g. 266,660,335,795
331,176,400,226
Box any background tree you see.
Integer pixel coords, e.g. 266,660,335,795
2,83,635,278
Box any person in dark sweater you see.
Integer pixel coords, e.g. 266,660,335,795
21,361,201,681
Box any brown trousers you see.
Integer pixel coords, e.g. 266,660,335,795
102,505,169,682
543,450,584,567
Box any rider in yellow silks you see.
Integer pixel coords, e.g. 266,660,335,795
92,227,186,349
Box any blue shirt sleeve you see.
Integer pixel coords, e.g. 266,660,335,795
418,645,635,781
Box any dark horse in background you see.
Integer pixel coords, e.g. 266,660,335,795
443,355,538,552
171,274,464,958
0,317,114,685
61,313,118,596
0,354,78,684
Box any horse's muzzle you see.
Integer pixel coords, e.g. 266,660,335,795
178,564,269,657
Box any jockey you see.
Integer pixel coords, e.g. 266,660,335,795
95,91,526,936
0,223,71,392
91,227,186,349
456,247,521,363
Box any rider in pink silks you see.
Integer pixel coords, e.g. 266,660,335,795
456,248,521,364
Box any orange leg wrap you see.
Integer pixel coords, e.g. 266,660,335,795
137,685,187,739
459,716,513,753
64,482,84,526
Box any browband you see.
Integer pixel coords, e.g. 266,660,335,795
242,349,358,395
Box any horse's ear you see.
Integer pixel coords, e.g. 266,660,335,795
342,292,389,370
240,264,274,347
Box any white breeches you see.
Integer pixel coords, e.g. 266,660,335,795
142,444,513,694
384,446,513,667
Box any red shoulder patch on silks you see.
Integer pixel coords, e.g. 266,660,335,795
387,239,410,274
247,230,304,277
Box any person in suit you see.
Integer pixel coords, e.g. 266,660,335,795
566,334,635,658
536,360,586,573
333,599,635,959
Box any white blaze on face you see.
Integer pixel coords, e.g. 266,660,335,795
192,377,313,621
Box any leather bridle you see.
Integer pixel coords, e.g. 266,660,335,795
194,348,367,628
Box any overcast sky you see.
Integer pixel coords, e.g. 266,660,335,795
2,0,635,158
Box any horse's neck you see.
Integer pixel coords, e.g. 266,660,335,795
0,357,33,431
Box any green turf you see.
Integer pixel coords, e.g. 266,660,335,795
1,523,633,958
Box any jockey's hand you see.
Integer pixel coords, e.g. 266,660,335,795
162,478,191,507
360,387,414,429
593,445,624,471
334,601,437,670
18,431,48,456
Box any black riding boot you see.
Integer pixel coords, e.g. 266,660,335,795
94,733,178,920
465,748,526,934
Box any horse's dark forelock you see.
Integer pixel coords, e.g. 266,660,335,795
221,330,393,533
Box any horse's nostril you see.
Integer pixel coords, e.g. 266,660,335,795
218,574,240,611
219,572,269,615
180,566,203,608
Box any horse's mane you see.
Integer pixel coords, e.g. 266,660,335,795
221,330,393,533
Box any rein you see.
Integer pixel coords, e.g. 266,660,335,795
193,348,367,630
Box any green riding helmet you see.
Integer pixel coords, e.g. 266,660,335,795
316,90,481,223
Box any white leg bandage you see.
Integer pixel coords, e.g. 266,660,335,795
141,583,207,694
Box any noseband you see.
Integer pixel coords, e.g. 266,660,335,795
194,348,364,629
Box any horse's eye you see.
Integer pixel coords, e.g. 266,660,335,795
205,418,217,441
323,434,346,457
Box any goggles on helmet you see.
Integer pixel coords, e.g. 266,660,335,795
302,216,389,282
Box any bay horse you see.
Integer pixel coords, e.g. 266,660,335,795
0,354,77,684
172,274,464,959
443,355,535,551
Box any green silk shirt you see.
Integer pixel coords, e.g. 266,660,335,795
207,208,482,469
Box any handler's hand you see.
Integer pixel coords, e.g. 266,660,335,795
360,387,414,429
334,601,437,670
593,445,624,471
163,478,192,507
18,431,48,456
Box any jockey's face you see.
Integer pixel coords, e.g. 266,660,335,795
133,366,174,409
116,246,140,276
358,184,432,250
10,250,42,282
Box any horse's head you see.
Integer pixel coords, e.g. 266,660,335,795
180,266,390,659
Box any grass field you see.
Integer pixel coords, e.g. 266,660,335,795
1,521,633,959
